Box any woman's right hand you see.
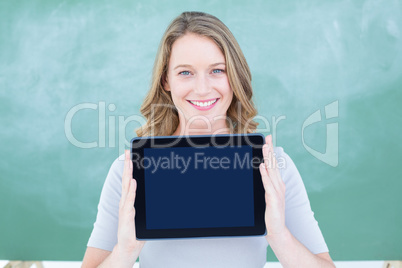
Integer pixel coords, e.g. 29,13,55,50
115,150,145,265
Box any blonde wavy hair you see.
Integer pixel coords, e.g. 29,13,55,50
135,11,258,137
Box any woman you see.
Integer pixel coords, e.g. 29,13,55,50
82,11,335,267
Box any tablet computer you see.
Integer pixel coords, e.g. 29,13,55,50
131,133,266,240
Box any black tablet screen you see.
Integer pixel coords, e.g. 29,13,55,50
143,145,254,230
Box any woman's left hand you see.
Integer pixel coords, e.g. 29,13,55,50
259,135,288,240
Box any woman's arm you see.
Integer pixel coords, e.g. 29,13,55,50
267,228,335,267
82,150,145,268
260,135,335,268
82,244,142,268
82,247,111,267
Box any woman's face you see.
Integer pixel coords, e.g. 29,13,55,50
164,33,233,134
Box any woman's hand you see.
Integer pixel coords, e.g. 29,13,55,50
259,135,288,241
115,150,146,264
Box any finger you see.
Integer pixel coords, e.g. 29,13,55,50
267,136,285,193
128,179,143,242
121,150,132,204
263,137,282,193
121,178,136,223
259,163,276,195
267,135,279,174
262,143,272,173
265,134,271,148
126,178,139,237
123,150,132,180
127,178,137,209
263,141,277,177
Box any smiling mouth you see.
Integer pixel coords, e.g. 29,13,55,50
187,98,219,107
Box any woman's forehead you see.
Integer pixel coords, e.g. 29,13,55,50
169,33,225,67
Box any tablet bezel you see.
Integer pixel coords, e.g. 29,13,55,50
131,133,266,240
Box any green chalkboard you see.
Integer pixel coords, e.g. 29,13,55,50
1,0,401,261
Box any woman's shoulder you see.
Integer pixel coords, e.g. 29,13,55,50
273,146,285,157
105,153,125,182
111,153,125,169
272,145,290,170
272,146,302,185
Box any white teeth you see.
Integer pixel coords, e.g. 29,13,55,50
190,99,218,107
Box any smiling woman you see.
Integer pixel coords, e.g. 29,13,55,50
82,11,335,268
136,11,258,137
164,33,233,135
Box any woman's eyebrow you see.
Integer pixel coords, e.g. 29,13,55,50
174,64,192,70
173,62,225,70
210,62,225,67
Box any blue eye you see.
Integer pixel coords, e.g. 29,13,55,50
213,69,224,74
179,71,190,75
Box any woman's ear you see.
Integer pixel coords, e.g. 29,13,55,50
164,83,170,92
163,74,170,92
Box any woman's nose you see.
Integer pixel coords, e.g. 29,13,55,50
194,75,211,96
